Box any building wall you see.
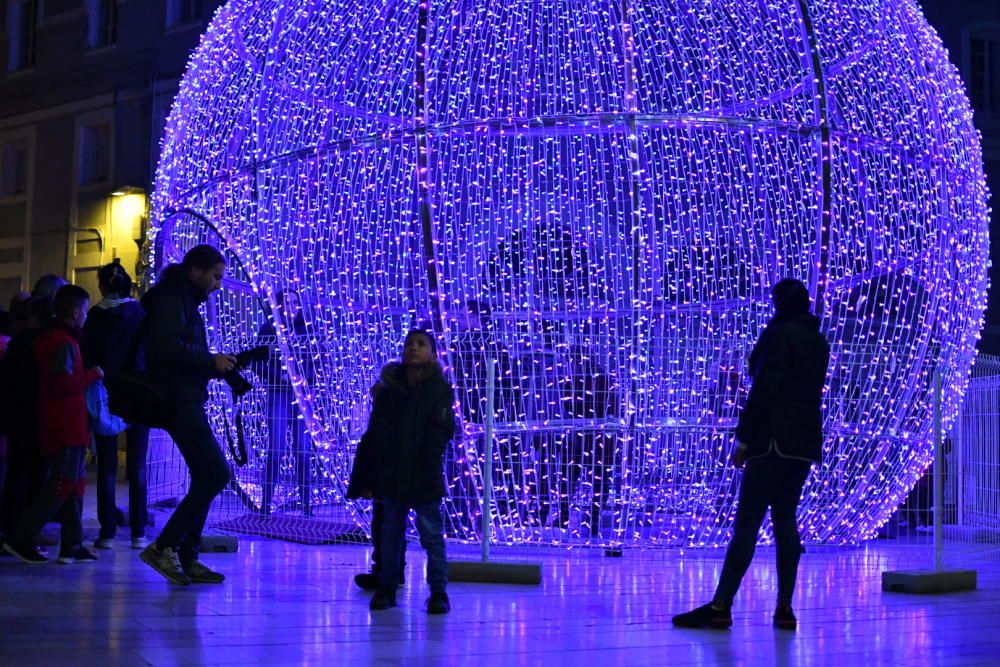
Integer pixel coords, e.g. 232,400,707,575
0,0,223,301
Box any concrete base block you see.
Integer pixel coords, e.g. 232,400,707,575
449,560,542,585
882,569,977,594
200,534,239,553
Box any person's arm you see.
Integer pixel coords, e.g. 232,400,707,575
366,387,392,462
734,326,789,447
144,290,215,374
424,384,457,459
346,431,376,500
750,326,790,406
46,343,102,397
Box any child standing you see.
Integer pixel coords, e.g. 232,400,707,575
367,330,456,613
3,285,103,564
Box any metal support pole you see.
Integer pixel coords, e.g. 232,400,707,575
933,368,944,572
482,358,496,563
956,394,964,528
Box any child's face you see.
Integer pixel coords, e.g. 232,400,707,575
74,301,88,329
404,334,435,366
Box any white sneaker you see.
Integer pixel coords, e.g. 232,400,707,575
94,538,114,550
131,536,152,549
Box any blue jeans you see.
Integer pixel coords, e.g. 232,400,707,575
714,453,812,606
371,500,407,576
379,498,447,594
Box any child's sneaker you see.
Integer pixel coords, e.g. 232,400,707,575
672,603,733,629
94,538,114,550
773,603,797,630
57,545,98,564
2,540,48,564
130,536,152,549
140,543,191,585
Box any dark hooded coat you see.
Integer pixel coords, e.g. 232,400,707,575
365,361,456,503
734,311,830,462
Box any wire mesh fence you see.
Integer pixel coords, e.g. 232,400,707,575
873,354,1000,569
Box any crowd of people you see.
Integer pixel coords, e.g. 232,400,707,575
0,242,831,627
0,267,148,563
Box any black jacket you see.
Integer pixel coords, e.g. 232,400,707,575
734,312,830,462
140,267,217,404
366,362,456,503
0,328,42,443
82,299,146,382
346,431,377,500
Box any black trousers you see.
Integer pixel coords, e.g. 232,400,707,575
1,434,47,539
156,402,230,566
94,425,150,539
714,452,812,606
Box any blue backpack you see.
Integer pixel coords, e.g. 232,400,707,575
86,379,128,436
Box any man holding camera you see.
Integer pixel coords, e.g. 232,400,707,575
138,244,237,586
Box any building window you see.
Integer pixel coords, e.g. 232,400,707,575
86,0,118,50
970,33,1000,113
5,0,37,72
166,0,202,29
0,140,28,197
79,123,111,186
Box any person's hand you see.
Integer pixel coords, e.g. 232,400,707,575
213,354,238,374
732,443,748,468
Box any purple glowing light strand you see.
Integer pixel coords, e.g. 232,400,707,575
148,0,989,547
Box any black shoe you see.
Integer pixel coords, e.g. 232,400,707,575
139,543,191,586
183,560,225,584
426,591,450,615
672,603,733,629
2,540,48,564
369,589,397,611
57,545,98,564
773,604,797,630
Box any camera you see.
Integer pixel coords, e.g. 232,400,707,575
223,346,269,397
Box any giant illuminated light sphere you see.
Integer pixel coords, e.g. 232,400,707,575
150,0,989,546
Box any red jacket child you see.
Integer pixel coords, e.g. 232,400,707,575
33,323,102,456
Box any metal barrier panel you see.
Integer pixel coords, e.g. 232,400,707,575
877,355,1000,567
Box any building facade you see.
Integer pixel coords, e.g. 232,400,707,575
0,0,223,300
